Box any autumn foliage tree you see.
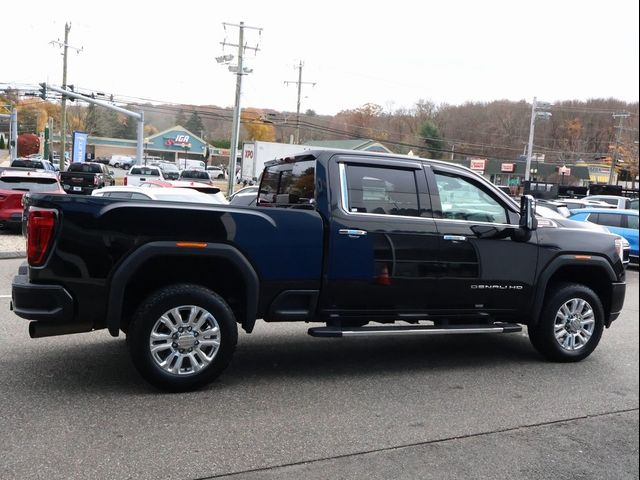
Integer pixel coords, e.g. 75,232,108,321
17,133,40,157
241,108,276,142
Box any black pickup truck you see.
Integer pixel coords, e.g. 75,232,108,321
59,161,115,194
11,149,627,391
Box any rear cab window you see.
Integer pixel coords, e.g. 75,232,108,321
130,167,160,176
259,159,316,208
68,163,101,173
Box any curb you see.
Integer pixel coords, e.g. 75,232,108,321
0,251,26,259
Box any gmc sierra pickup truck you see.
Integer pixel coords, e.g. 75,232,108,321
59,161,116,194
11,149,627,391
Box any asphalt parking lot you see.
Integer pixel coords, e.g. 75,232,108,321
0,256,637,480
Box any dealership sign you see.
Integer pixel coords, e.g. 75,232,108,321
501,163,514,173
469,159,486,171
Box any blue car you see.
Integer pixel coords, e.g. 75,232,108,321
569,208,639,264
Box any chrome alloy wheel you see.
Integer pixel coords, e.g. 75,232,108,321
553,298,596,352
149,305,221,375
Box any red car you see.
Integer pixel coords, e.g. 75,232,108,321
0,170,65,229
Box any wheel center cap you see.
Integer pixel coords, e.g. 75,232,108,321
567,316,581,333
176,333,196,349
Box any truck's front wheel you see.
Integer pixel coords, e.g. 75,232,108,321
528,283,604,362
127,284,238,391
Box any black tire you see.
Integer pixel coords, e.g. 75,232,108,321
528,283,604,362
127,284,238,392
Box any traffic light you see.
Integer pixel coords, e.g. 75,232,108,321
66,85,75,102
39,82,47,100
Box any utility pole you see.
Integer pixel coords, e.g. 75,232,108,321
524,97,552,182
608,112,630,185
285,61,316,144
10,108,17,162
218,21,262,195
50,23,82,170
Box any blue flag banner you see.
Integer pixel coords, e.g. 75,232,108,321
72,131,88,163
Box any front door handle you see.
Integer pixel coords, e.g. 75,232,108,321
339,229,367,238
443,235,467,242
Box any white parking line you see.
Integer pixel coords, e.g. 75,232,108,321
0,295,11,298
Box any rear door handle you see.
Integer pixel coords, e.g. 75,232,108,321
443,235,467,242
339,229,367,238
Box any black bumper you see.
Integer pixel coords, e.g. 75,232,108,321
607,281,626,324
11,273,74,323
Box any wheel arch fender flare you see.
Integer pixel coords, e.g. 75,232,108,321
106,241,259,336
530,254,617,325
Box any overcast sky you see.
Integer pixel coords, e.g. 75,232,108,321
4,0,639,116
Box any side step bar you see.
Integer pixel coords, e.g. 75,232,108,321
308,323,522,338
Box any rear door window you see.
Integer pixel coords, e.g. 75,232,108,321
593,213,623,227
626,215,638,230
343,164,421,217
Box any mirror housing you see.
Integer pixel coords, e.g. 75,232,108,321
519,195,538,231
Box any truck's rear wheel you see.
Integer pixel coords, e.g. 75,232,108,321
528,283,604,362
127,284,238,391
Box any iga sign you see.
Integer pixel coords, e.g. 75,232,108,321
469,159,486,171
501,163,515,173
165,134,191,148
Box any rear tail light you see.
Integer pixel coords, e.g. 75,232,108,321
94,176,100,186
27,208,57,266
124,177,128,186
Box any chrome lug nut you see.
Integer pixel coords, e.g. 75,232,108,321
172,342,178,348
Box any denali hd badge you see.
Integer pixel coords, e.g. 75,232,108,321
471,285,524,290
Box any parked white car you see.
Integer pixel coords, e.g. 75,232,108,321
109,155,134,169
206,165,227,179
91,186,224,204
583,195,634,209
125,165,164,187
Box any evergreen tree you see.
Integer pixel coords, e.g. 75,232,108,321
85,104,99,135
419,120,444,159
185,111,204,136
175,109,186,126
119,117,138,140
